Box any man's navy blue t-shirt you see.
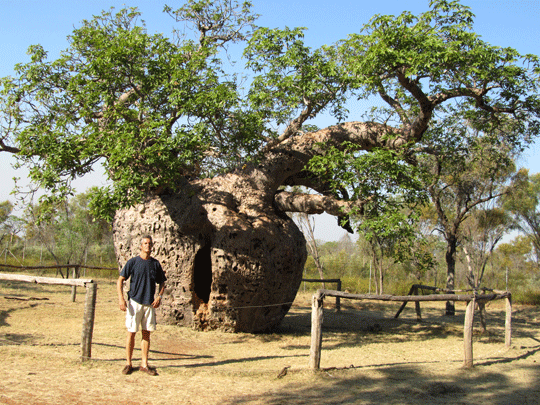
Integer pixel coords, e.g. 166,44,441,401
120,256,167,306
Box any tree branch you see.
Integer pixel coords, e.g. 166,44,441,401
274,190,365,217
0,138,20,154
395,68,434,140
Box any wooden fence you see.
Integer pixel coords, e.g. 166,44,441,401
0,272,98,361
0,263,117,276
0,263,117,300
302,278,342,311
309,288,512,370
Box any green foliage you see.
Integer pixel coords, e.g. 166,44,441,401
23,190,114,266
512,290,540,306
2,2,262,220
341,0,540,126
245,26,349,126
396,236,437,280
501,170,540,266
308,143,427,248
1,0,539,229
0,201,14,226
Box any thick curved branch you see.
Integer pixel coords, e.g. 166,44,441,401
287,120,407,156
274,190,365,217
253,120,409,195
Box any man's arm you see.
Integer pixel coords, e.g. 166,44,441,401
152,282,165,309
117,276,127,311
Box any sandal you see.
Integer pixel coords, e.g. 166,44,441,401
122,365,134,375
139,366,158,376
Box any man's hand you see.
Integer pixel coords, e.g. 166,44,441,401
119,297,127,312
151,296,162,309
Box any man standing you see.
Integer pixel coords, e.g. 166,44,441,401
117,235,167,376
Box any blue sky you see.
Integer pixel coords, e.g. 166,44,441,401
1,0,539,240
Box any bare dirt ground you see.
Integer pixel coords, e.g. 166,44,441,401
0,279,539,405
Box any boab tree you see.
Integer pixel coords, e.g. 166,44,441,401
1,0,539,331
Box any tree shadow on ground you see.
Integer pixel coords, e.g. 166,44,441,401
0,280,67,295
275,299,537,345
226,363,540,405
0,331,36,345
271,304,467,350
0,301,44,345
0,307,15,327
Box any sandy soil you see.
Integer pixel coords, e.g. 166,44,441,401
0,279,539,405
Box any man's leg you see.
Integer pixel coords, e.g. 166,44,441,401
141,329,151,368
126,331,136,366
122,331,137,374
139,330,157,375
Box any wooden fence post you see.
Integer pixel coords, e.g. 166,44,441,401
463,298,475,368
70,266,81,302
309,290,324,370
414,285,422,321
505,294,512,348
336,280,341,313
394,285,417,319
81,282,97,361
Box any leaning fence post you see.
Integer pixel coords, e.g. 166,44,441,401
394,285,416,318
81,282,97,361
463,297,475,368
310,290,324,370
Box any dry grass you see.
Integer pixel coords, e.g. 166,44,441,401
1,279,539,405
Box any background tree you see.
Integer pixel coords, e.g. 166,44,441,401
502,170,540,267
415,116,520,314
24,190,113,275
0,201,15,243
395,209,438,286
460,204,509,331
0,200,24,264
1,0,539,331
495,236,538,297
293,211,326,286
461,206,509,289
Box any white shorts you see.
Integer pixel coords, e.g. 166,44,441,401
126,299,156,333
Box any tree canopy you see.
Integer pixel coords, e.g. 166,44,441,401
502,170,540,266
1,0,539,224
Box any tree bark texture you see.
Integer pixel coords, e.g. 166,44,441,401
445,236,458,316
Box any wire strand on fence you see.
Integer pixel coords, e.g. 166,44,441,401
229,301,296,309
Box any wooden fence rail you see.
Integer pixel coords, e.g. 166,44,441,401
302,278,342,312
0,273,97,362
309,288,512,370
0,263,117,273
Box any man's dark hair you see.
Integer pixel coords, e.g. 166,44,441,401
141,235,153,243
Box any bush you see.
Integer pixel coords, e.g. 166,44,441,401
512,290,540,305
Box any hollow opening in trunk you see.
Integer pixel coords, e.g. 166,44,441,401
193,243,212,304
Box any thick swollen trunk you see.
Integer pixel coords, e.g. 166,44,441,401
113,176,307,333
